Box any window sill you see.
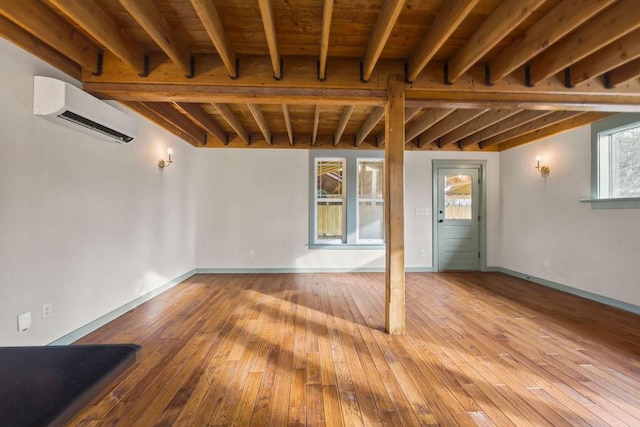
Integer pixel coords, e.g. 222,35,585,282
580,197,640,209
309,243,385,250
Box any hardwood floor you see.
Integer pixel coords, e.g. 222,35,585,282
70,272,640,426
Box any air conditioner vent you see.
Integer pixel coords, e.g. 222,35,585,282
58,110,134,143
34,76,137,143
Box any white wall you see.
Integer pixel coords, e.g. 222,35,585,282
0,38,197,345
500,126,640,307
195,149,500,271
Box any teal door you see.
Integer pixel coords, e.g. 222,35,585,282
436,168,480,271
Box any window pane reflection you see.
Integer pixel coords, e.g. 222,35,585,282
445,174,472,219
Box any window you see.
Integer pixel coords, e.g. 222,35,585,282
315,159,346,243
357,160,384,243
311,151,384,247
589,114,640,209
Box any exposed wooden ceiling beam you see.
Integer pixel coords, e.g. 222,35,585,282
498,112,611,151
247,104,272,145
438,109,522,147
527,0,640,85
318,0,334,81
355,107,385,146
190,0,237,79
446,0,545,83
312,105,320,146
212,103,250,145
175,102,227,145
406,0,479,83
488,0,614,83
569,29,640,87
415,108,488,148
49,0,145,74
479,111,582,149
119,0,191,76
282,105,294,146
144,102,207,146
334,106,354,147
0,0,98,71
459,110,553,148
123,101,201,146
605,58,640,88
377,107,422,147
258,0,282,80
361,0,405,82
0,15,81,80
405,108,455,143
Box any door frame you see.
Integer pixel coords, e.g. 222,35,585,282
432,160,488,272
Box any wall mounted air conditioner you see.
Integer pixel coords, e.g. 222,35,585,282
33,76,137,143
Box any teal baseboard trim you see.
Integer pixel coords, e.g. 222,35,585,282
498,268,640,316
49,269,198,345
484,266,502,272
197,267,434,274
406,267,434,273
197,267,385,274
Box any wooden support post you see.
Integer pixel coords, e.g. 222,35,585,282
384,76,405,335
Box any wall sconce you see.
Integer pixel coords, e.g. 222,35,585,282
158,148,173,169
535,155,550,176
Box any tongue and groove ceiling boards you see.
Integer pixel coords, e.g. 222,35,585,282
2,0,639,150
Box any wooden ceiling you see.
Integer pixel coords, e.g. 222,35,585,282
2,0,640,150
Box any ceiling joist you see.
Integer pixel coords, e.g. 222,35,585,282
176,102,227,145
361,0,405,82
212,103,250,145
446,0,545,83
405,109,455,143
190,0,237,79
258,0,282,80
0,0,98,71
527,0,640,85
49,0,145,75
318,0,333,81
355,107,385,146
605,58,640,88
417,108,488,148
479,111,581,149
124,101,201,146
406,0,478,83
334,106,354,147
119,0,191,76
569,28,640,87
247,104,272,145
440,109,522,148
281,105,294,146
488,0,615,83
312,105,320,146
0,15,81,80
459,110,553,149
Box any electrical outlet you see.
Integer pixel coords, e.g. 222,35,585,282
249,250,255,258
543,258,550,267
420,249,426,257
232,251,238,257
42,303,52,319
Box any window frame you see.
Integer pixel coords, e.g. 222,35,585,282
314,157,347,244
587,113,640,209
310,150,384,249
356,158,385,244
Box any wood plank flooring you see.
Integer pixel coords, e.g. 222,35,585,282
70,272,640,426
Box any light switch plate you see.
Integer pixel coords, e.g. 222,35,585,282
18,311,31,332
